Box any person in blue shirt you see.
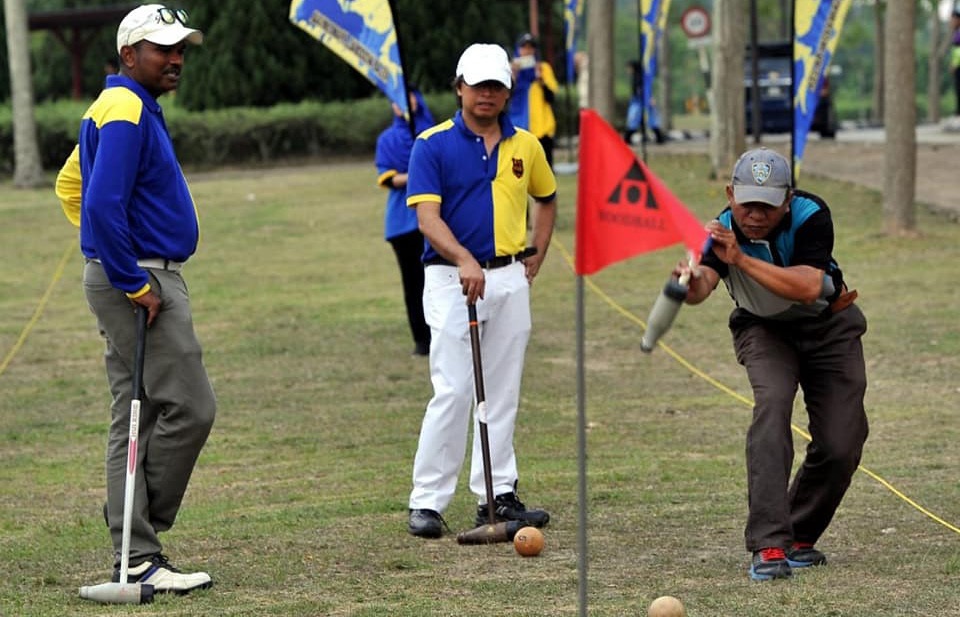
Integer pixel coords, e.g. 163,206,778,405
624,60,665,145
404,43,557,539
55,4,215,595
673,148,867,582
374,86,435,356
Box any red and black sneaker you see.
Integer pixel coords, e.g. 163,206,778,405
787,542,827,568
749,547,793,581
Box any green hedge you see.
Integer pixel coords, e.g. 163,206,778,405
0,90,591,174
0,96,437,173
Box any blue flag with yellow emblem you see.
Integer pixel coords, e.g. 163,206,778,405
639,0,671,112
289,0,408,116
794,0,851,177
564,0,584,84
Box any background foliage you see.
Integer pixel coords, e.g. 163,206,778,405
0,0,954,119
1,90,592,173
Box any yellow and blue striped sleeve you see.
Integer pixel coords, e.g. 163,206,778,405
406,120,454,208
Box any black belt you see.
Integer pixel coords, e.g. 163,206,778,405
425,247,536,270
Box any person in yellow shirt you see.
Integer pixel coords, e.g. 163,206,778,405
508,33,558,167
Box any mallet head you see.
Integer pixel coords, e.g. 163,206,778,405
640,278,689,352
456,520,523,544
79,581,154,604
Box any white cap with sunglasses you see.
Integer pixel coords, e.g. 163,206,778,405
116,4,203,54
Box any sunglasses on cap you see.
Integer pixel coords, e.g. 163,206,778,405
156,7,189,26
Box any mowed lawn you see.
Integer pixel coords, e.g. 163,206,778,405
0,151,958,616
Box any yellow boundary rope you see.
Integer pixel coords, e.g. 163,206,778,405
0,238,77,378
5,236,957,536
552,236,960,537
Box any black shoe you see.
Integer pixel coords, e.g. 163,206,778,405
408,509,444,538
749,547,793,581
475,492,550,528
786,543,827,568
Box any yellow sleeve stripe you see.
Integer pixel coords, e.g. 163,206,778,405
84,87,143,127
407,193,441,208
377,170,397,188
126,283,151,299
416,119,454,140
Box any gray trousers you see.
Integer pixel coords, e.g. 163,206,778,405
83,261,216,565
731,304,868,552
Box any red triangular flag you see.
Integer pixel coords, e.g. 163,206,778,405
575,109,708,276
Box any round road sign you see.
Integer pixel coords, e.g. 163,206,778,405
680,6,711,39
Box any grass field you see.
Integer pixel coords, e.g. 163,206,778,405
1,151,958,616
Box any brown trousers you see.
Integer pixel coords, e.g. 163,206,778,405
731,304,868,552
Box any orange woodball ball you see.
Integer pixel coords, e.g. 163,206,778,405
513,526,544,557
648,595,685,617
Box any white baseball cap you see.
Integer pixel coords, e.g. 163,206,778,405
731,147,792,207
456,44,512,89
116,4,203,54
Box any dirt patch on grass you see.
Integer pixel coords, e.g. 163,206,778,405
803,139,960,221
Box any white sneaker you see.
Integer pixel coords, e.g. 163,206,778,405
113,554,213,595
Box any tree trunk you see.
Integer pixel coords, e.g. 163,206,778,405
780,0,789,39
4,0,46,188
882,1,916,234
872,1,885,125
587,0,615,123
709,0,746,179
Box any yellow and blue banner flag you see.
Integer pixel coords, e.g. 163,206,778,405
289,0,408,116
564,0,584,84
794,0,851,176
639,0,671,110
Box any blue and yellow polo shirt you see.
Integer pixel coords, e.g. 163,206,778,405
55,74,198,297
406,110,556,263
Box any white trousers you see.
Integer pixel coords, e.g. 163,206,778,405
409,262,531,512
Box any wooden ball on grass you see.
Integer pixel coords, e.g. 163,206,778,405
648,595,685,617
512,526,544,557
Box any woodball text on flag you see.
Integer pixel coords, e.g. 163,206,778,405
574,110,708,276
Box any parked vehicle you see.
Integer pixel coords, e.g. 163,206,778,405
744,42,838,139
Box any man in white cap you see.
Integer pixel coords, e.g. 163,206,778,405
671,147,867,581
404,43,558,538
55,5,214,594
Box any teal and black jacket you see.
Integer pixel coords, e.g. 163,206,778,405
701,189,846,322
